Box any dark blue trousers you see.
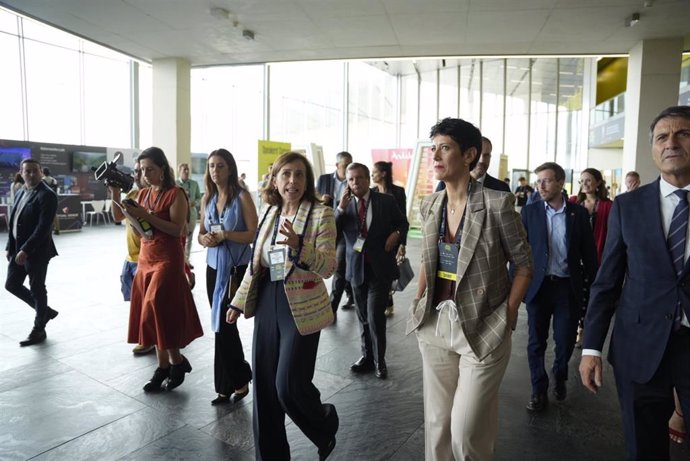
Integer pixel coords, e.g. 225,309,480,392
5,257,50,329
526,277,579,394
352,261,391,365
252,279,336,460
614,327,690,460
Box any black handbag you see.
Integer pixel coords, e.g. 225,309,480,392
392,257,414,292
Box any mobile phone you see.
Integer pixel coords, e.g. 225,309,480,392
123,198,139,207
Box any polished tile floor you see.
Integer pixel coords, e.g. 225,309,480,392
1,224,687,460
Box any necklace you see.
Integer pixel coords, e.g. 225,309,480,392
450,207,456,214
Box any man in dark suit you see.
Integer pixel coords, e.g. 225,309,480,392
436,136,510,193
5,158,59,346
471,137,511,193
580,105,690,460
521,161,598,412
336,163,409,379
316,151,355,315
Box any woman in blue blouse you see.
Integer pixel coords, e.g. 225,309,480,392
198,148,257,405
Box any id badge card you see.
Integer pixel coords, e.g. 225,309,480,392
210,224,223,233
354,236,366,253
268,248,286,281
437,242,459,281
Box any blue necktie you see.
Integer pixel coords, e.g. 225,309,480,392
668,189,688,329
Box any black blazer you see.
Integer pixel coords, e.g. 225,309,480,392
521,200,598,307
6,181,58,262
482,174,511,193
336,190,409,286
316,172,338,207
372,184,407,244
436,174,510,193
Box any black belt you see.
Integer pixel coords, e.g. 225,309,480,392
544,275,569,282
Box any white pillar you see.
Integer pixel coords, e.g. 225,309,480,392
152,58,191,171
623,38,683,184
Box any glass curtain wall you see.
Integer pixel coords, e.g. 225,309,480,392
191,65,264,177
0,7,143,148
348,61,397,158
505,58,531,173
0,9,23,140
529,58,559,171
481,59,505,156
269,61,344,163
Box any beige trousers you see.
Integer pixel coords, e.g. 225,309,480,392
416,310,512,461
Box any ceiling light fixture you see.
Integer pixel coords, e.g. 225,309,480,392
210,7,230,20
626,12,641,27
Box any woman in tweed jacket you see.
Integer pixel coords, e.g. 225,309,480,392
228,151,339,461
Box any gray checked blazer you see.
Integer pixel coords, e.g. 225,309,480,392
406,180,533,360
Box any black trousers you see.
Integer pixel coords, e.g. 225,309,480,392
329,234,353,312
615,327,690,460
252,279,336,460
352,261,391,364
5,257,50,329
206,265,252,396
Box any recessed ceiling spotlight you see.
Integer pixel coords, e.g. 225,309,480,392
210,7,230,20
626,12,641,27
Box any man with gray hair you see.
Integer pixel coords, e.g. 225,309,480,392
317,151,355,315
580,105,690,459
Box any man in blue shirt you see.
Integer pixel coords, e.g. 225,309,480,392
520,162,598,412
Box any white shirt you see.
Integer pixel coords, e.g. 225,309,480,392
353,191,373,232
583,178,690,357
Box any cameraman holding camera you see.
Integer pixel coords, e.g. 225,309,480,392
109,160,154,355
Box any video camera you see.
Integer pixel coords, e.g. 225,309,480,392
93,152,134,192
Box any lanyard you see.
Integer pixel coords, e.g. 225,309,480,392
144,188,164,212
439,199,466,245
270,203,301,246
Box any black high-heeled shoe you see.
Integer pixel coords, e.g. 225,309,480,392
211,394,230,405
230,386,250,404
165,356,192,391
143,367,170,392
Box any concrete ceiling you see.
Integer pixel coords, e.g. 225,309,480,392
1,0,689,69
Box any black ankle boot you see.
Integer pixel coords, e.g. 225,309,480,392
143,367,170,392
165,356,192,391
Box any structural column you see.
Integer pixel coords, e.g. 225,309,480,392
623,38,683,183
152,58,191,169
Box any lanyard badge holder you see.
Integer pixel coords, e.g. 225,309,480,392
353,198,369,253
436,200,466,282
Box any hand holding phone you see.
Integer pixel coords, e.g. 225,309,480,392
338,187,352,210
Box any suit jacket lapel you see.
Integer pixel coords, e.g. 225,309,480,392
253,206,279,270
367,191,377,235
645,179,683,275
456,182,484,284
565,201,575,250
423,194,442,293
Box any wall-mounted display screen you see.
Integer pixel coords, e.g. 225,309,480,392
0,146,31,171
72,151,106,173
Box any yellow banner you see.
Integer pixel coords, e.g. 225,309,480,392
257,140,291,186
